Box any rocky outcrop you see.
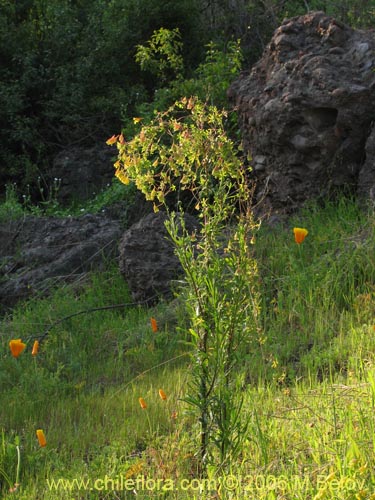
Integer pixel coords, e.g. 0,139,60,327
358,123,375,203
228,11,375,213
119,211,199,303
49,145,114,205
0,214,121,311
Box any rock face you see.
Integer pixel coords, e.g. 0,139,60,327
119,212,199,303
228,11,375,213
0,215,121,311
49,145,114,205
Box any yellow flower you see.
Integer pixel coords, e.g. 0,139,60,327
150,317,158,333
9,339,26,358
139,397,147,410
36,429,47,447
293,227,308,244
159,389,167,401
106,134,118,145
32,340,39,356
115,168,130,185
133,117,143,124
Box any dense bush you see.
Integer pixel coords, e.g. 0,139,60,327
0,0,204,196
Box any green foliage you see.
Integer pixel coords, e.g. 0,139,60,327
114,97,243,208
2,197,375,497
195,40,243,106
0,178,137,221
0,431,20,493
0,184,25,222
136,28,184,85
255,197,375,384
131,39,243,126
111,97,260,471
3,0,374,202
0,0,205,196
281,0,375,28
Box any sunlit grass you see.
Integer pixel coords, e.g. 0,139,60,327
1,196,375,498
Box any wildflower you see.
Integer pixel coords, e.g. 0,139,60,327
118,133,125,144
150,317,158,333
106,134,118,145
171,411,178,419
36,429,47,447
9,339,26,358
133,117,143,124
32,340,39,356
293,227,308,244
159,389,167,401
139,397,147,409
115,168,130,185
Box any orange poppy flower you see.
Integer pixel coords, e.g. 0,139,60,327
32,340,39,356
293,227,308,244
150,317,158,333
9,339,26,358
159,389,167,401
139,397,147,409
36,429,47,447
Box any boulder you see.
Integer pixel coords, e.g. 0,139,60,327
119,211,199,303
49,145,114,205
0,214,121,311
228,11,375,213
358,123,375,204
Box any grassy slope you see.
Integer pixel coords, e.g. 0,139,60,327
1,196,375,499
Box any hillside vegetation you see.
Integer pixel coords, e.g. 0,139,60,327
1,0,374,201
2,1,375,498
1,196,375,499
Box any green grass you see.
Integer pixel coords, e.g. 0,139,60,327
1,196,375,499
0,179,136,222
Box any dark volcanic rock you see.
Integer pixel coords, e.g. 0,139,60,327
358,123,375,204
119,211,199,303
49,145,115,205
228,11,375,213
0,214,121,310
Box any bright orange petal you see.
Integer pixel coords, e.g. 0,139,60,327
293,227,308,244
32,340,39,356
159,389,167,401
9,339,26,358
36,429,47,447
150,317,158,333
139,397,147,409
